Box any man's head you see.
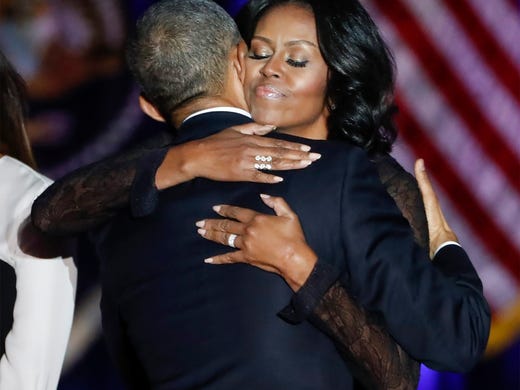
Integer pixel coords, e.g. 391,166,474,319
127,0,242,120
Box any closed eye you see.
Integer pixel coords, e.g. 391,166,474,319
248,53,270,60
286,58,308,68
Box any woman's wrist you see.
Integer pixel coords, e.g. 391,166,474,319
155,143,195,190
282,243,318,291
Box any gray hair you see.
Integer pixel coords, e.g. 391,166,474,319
126,0,241,118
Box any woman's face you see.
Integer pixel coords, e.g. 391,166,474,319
243,4,329,140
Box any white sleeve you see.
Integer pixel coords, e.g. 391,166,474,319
0,157,77,390
0,257,77,389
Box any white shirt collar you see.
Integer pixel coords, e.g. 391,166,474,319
183,106,252,123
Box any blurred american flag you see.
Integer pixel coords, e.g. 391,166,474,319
362,0,520,357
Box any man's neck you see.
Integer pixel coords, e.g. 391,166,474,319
171,97,247,128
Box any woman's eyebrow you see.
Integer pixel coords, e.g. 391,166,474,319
251,36,317,48
286,39,317,48
251,35,272,44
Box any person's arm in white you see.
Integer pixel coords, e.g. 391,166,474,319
0,156,77,390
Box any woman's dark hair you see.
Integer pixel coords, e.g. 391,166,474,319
236,0,398,155
0,50,36,167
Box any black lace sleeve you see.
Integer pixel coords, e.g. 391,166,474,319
305,154,427,389
373,154,429,249
31,132,173,235
312,281,420,390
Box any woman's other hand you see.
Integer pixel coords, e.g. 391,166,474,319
197,194,317,291
156,123,321,189
415,159,459,258
17,217,74,259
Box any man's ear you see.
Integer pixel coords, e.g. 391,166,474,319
139,95,165,122
234,40,248,84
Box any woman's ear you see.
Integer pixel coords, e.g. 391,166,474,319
139,95,165,122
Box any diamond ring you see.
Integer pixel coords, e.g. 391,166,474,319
255,155,273,162
254,163,272,170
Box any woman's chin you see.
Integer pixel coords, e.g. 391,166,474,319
250,108,283,128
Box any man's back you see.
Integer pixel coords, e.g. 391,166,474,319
95,111,355,389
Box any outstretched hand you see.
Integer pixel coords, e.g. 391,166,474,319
196,194,317,291
156,123,321,189
414,159,458,258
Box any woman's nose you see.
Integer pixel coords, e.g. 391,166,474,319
260,56,281,78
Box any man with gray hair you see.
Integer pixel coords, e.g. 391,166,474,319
125,0,243,121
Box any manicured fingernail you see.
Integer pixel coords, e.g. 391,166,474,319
197,229,206,236
195,220,205,228
270,125,277,130
300,145,311,152
309,153,321,160
260,194,271,199
300,160,313,167
204,258,214,263
273,176,284,182
213,205,221,212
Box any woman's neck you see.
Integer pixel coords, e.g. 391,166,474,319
277,115,329,140
278,126,327,140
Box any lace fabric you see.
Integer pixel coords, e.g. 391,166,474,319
313,280,420,390
31,144,426,389
32,132,172,235
374,154,429,249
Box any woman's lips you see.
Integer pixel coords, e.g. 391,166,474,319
255,85,286,99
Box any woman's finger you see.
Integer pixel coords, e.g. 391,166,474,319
244,169,284,184
259,194,295,218
204,250,244,264
414,159,438,206
197,228,243,249
414,159,458,257
230,123,276,136
244,156,318,184
227,125,312,152
213,204,258,222
414,159,445,227
205,252,280,274
248,146,321,162
235,128,311,152
267,157,316,170
196,218,245,235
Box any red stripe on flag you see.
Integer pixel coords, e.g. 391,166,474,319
442,0,520,105
376,0,520,196
395,96,520,283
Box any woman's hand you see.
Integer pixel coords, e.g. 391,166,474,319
156,123,321,189
414,159,458,258
196,194,318,291
17,217,74,259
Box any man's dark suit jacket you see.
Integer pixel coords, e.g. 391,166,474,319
94,110,489,389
